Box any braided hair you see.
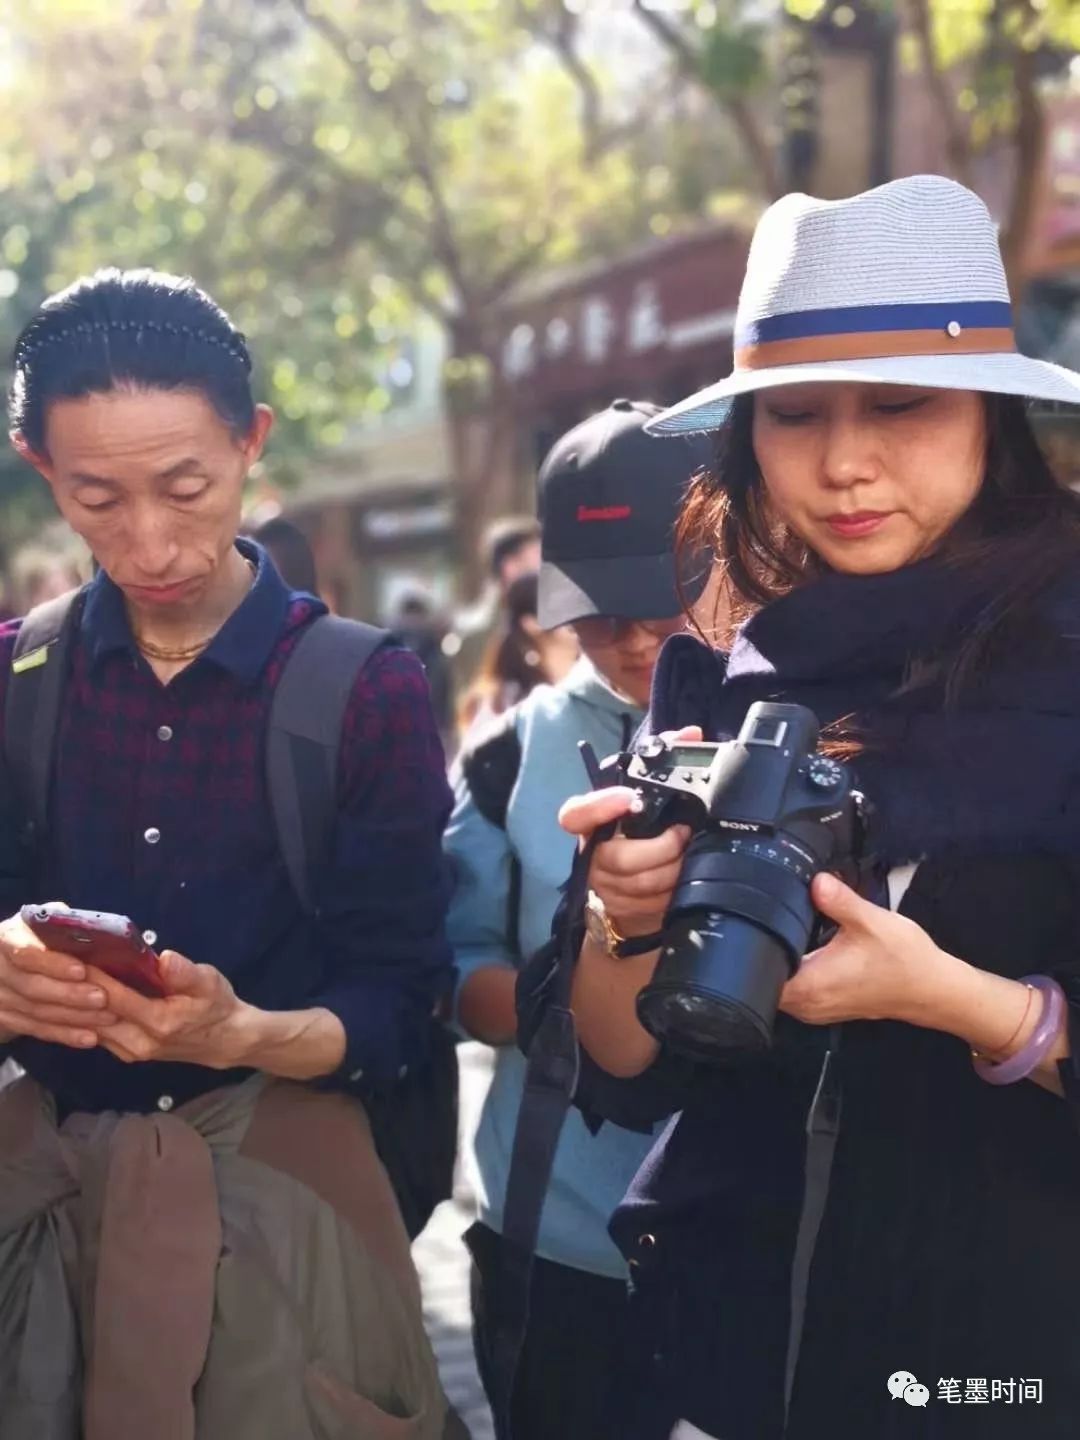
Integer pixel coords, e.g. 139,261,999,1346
10,268,255,450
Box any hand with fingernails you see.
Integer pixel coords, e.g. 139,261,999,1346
561,738,1068,1091
0,906,118,1050
559,727,702,942
779,873,943,1026
561,728,956,1031
0,908,246,1066
0,905,346,1080
84,949,247,1067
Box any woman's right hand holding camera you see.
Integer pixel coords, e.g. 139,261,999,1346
559,793,692,938
559,726,702,935
558,727,701,1077
0,911,114,1049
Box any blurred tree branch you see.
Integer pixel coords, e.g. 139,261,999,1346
0,0,762,584
630,0,782,200
994,0,1049,295
903,0,974,186
902,0,1072,291
285,0,478,315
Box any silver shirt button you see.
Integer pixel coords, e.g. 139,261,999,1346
946,320,963,339
144,827,161,845
157,1095,174,1113
349,1068,364,1082
142,930,158,947
157,725,173,742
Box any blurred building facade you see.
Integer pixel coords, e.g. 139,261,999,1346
276,318,457,624
271,30,1080,622
493,221,750,489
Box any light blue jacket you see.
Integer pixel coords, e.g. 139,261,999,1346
445,659,657,1279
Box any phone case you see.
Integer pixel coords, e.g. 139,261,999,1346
21,904,166,998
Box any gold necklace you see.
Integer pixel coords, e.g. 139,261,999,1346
133,556,257,664
135,633,215,663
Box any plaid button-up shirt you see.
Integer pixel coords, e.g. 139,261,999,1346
0,542,454,1114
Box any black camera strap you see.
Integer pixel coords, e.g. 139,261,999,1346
782,867,880,1420
491,833,598,1438
783,1025,843,1421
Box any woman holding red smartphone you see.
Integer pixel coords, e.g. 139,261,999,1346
0,270,460,1439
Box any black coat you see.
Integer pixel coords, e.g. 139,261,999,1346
525,558,1080,1440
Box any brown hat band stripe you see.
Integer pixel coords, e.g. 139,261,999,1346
734,327,1016,372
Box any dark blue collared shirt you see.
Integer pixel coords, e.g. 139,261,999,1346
0,542,454,1114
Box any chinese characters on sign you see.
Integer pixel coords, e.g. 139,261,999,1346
500,281,667,381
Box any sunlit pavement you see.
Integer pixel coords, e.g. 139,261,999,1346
413,1041,495,1440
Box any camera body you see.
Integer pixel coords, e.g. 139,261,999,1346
596,702,869,1063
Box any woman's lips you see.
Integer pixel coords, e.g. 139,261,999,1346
824,511,893,539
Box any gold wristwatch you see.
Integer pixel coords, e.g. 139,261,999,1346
584,890,664,960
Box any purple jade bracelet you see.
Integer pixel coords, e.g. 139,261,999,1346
972,976,1067,1085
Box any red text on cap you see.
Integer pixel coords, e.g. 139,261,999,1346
577,504,632,522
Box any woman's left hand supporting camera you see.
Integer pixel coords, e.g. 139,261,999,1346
788,873,1069,1094
781,872,945,1026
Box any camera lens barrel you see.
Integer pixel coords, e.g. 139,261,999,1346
637,834,823,1063
637,913,791,1061
668,839,818,961
624,702,862,1065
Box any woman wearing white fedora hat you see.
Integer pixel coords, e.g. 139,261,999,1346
519,175,1080,1439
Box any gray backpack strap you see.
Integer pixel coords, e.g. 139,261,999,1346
4,588,85,847
266,614,390,912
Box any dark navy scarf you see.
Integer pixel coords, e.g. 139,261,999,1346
650,555,1080,866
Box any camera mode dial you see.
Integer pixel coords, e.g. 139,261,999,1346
808,756,843,790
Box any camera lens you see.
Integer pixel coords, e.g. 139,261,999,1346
637,911,792,1061
636,831,821,1063
626,702,862,1064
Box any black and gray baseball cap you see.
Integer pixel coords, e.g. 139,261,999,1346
537,398,711,631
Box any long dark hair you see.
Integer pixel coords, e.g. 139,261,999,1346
677,392,1080,702
9,268,254,451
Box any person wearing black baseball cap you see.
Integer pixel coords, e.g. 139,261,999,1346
537,397,711,704
444,400,709,1440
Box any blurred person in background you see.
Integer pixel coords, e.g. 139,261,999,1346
252,515,319,595
486,515,542,593
445,400,711,1440
0,268,459,1439
11,549,85,613
455,569,576,740
448,517,542,701
390,585,455,745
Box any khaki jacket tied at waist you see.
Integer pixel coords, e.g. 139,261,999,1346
0,1072,460,1440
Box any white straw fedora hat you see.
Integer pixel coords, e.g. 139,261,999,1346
648,174,1080,436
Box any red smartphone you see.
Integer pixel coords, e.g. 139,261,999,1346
21,903,166,998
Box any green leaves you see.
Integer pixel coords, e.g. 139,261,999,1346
0,0,855,542
699,20,767,97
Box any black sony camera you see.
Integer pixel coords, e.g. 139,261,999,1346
588,701,869,1064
